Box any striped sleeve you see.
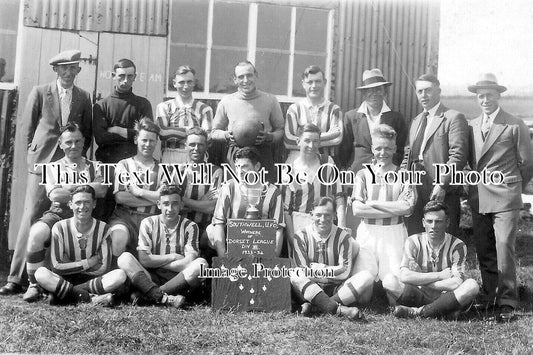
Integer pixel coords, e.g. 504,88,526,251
326,228,353,281
320,104,343,147
182,219,200,257
399,236,421,271
85,221,111,276
449,238,467,280
210,167,223,191
267,186,285,228
197,101,213,132
113,159,129,195
284,103,300,151
212,182,232,225
397,169,417,216
137,217,154,253
352,170,367,203
291,229,310,267
50,222,89,275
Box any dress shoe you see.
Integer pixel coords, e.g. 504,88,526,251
0,282,23,295
497,305,516,323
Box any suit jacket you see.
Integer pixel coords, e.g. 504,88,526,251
402,103,469,192
468,109,533,213
340,109,407,172
20,82,92,173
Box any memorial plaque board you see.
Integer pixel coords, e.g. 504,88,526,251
226,219,277,258
210,256,291,312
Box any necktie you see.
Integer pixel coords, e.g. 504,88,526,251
410,111,429,163
60,89,71,126
481,115,491,141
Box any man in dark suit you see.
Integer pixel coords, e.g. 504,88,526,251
402,74,468,237
340,68,407,173
0,50,92,295
467,73,533,322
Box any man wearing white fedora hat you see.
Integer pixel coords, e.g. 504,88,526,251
467,73,533,322
340,68,407,173
402,74,468,239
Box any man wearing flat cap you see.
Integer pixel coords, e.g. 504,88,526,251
467,73,533,322
340,68,407,173
402,74,469,238
0,49,92,295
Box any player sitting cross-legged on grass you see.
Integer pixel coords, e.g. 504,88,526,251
291,196,374,321
34,185,126,306
382,200,479,319
23,123,108,303
117,185,208,308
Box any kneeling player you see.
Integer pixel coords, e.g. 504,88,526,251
118,185,207,307
35,185,126,305
382,201,479,319
291,197,374,321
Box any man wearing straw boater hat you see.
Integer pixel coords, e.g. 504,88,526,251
340,68,407,173
0,50,92,296
402,74,468,239
467,73,533,322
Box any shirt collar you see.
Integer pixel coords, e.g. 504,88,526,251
425,102,441,118
304,97,327,109
57,79,73,95
175,95,194,108
357,101,391,116
486,106,500,122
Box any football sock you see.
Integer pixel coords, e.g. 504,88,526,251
160,272,197,295
75,277,106,294
131,271,163,303
311,291,338,314
26,249,47,284
420,292,461,318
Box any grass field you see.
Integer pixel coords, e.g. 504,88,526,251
0,226,532,354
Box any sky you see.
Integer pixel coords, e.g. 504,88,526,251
439,0,533,96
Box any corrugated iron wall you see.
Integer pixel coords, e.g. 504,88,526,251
23,0,169,36
335,0,440,121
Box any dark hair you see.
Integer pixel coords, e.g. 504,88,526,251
298,123,321,137
423,200,448,216
302,65,325,80
186,126,208,141
371,124,397,140
234,61,257,76
174,65,196,77
135,118,160,137
159,184,183,198
59,122,82,136
313,196,336,212
113,58,136,73
234,147,261,166
71,185,96,200
416,73,440,87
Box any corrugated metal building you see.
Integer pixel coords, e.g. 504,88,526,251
4,0,439,250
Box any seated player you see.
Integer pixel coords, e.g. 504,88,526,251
117,185,208,307
23,123,107,302
282,123,346,250
156,65,213,164
351,124,416,302
34,185,126,306
206,147,285,256
175,127,222,236
291,196,374,320
382,201,479,319
109,118,165,264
